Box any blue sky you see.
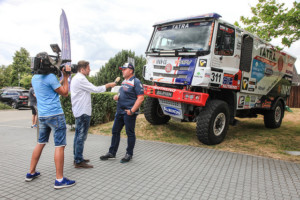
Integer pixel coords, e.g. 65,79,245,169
0,0,299,75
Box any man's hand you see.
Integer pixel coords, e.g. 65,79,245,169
62,65,71,77
125,109,133,116
105,82,117,89
113,94,119,101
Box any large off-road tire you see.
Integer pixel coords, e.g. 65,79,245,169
144,97,170,125
264,101,284,128
196,100,230,145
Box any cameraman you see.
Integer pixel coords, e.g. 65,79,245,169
25,64,76,189
71,60,116,168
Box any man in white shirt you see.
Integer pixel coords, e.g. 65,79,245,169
71,60,116,168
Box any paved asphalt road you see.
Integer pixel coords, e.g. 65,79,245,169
0,109,299,200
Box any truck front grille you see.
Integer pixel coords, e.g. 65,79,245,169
153,72,187,78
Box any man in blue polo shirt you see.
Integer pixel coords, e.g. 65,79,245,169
100,62,144,163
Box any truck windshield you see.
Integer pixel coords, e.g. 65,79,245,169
149,21,213,52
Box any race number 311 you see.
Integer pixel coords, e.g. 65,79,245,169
210,72,223,84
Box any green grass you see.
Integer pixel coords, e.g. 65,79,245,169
90,108,300,163
0,102,12,110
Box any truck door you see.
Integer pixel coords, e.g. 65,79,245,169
211,23,240,88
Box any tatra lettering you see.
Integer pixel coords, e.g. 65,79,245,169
172,23,189,29
259,47,276,61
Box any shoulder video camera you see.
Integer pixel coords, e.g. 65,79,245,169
31,44,77,76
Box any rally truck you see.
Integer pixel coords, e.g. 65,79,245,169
142,13,297,145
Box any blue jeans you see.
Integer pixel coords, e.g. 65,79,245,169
74,114,91,164
109,113,137,156
38,114,67,146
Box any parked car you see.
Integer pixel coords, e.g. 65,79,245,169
0,89,29,109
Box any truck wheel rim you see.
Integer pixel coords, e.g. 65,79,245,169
275,106,281,123
213,113,226,136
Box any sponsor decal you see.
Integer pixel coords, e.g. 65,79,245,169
219,25,234,34
251,59,266,82
163,107,181,116
165,63,172,73
242,77,249,90
250,96,256,103
286,70,293,75
205,73,211,78
254,56,276,67
238,96,245,108
245,96,250,103
222,85,238,89
152,86,176,93
223,76,233,85
244,95,250,108
259,47,276,62
248,80,256,92
156,59,167,65
180,60,193,65
262,100,272,108
255,103,262,108
197,72,201,76
265,67,273,76
258,86,266,91
199,59,207,67
279,85,291,95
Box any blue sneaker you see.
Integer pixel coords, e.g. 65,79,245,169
25,171,40,182
54,177,76,189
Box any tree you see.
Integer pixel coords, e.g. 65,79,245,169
235,0,300,47
20,74,33,89
0,65,13,88
10,48,31,86
94,50,148,87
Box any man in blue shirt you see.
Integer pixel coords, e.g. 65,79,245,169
100,62,144,163
25,66,76,189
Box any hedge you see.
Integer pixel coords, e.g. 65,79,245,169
60,92,117,126
60,93,147,126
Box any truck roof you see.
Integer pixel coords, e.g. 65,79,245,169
153,13,222,26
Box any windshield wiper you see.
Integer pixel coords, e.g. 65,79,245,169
173,47,194,52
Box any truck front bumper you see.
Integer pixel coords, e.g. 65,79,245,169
143,85,209,107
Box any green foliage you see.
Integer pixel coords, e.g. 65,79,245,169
20,74,33,89
10,48,32,86
0,48,32,88
94,50,149,87
0,102,12,110
60,92,117,126
237,0,300,47
61,92,147,126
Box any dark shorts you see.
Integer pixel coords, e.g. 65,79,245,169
30,106,37,115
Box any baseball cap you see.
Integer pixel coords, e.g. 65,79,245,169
119,62,134,71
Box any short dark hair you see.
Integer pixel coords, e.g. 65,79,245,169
77,60,89,72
